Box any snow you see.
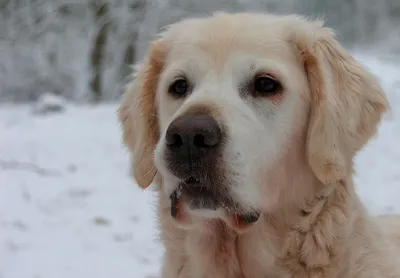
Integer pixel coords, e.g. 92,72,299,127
1,54,400,278
0,105,162,278
32,93,67,115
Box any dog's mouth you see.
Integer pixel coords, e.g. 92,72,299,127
169,177,261,231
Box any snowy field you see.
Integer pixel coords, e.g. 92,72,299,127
1,54,400,278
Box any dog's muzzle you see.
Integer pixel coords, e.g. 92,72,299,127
164,113,261,231
164,113,224,210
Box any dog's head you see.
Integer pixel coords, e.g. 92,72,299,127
119,12,388,231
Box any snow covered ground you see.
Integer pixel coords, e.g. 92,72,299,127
1,54,400,278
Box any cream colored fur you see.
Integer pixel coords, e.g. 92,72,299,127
118,12,400,278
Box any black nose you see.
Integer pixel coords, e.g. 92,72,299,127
165,114,221,161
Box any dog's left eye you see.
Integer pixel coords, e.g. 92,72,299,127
253,76,280,96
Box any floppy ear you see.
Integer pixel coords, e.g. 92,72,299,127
118,39,166,188
296,24,389,185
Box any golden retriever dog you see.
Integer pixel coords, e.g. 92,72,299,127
118,11,400,277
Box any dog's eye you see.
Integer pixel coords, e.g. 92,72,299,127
253,76,280,96
169,79,188,97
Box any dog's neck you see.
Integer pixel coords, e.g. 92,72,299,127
260,178,354,276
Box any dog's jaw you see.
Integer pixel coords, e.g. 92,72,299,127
169,185,261,232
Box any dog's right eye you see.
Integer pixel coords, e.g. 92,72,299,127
169,79,188,97
253,76,281,96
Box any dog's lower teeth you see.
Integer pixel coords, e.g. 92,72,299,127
186,177,198,184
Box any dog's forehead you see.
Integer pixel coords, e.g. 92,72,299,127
163,14,299,71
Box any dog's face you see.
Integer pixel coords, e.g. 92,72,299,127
119,12,388,231
153,14,312,225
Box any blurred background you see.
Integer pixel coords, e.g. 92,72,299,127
0,0,400,102
1,0,399,278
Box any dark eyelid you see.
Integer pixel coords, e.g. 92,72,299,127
255,72,283,90
172,75,186,82
254,72,278,81
171,74,194,86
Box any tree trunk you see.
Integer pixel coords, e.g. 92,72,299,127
89,0,109,103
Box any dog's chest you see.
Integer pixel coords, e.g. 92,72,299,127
185,226,283,278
